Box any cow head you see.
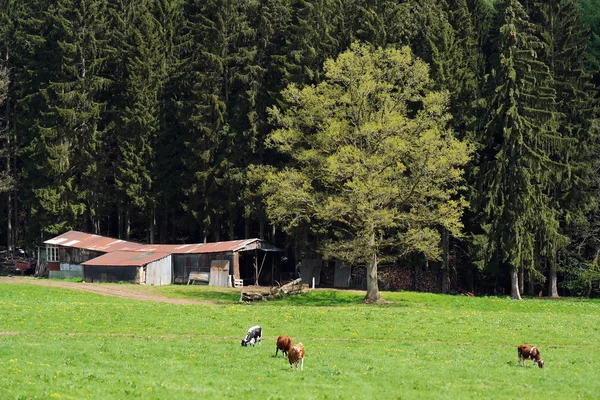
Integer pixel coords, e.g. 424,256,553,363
241,339,248,347
537,359,544,368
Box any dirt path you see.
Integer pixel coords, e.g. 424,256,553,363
0,276,212,305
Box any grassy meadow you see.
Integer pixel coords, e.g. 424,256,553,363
1,282,599,399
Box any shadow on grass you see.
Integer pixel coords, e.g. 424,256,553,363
157,286,241,303
268,289,407,307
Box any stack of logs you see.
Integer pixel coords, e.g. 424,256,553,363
240,278,308,302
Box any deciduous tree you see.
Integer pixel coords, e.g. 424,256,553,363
262,43,472,302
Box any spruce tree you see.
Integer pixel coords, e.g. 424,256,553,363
179,0,256,241
153,0,185,243
6,0,58,245
534,0,599,296
271,0,341,89
475,0,565,299
105,0,164,241
34,0,109,234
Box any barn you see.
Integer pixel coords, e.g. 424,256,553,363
81,251,172,285
42,231,282,286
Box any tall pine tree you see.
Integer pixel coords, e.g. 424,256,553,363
475,0,566,299
33,0,109,235
534,0,599,296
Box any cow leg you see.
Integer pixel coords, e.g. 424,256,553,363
300,358,304,370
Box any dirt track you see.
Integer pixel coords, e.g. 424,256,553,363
0,276,212,305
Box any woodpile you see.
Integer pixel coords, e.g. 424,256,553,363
415,270,441,293
240,278,309,302
320,266,334,286
349,265,442,293
378,266,413,291
0,248,37,276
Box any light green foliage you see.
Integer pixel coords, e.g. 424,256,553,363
263,43,472,301
1,284,600,398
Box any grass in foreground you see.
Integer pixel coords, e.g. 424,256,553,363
1,284,599,399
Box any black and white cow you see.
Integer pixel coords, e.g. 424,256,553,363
241,325,262,347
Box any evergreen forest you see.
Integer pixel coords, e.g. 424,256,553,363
2,0,600,299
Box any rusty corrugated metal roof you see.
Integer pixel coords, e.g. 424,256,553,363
44,231,279,254
44,231,145,252
135,239,260,254
81,251,171,267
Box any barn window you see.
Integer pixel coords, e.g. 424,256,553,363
47,246,59,262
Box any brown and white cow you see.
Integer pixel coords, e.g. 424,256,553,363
518,344,544,368
288,343,305,370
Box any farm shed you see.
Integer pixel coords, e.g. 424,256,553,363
43,231,146,280
41,230,283,286
81,251,172,285
164,239,283,286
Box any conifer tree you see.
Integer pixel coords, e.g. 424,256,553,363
0,63,9,194
271,0,341,89
179,0,257,241
5,0,57,245
153,0,185,243
475,0,566,299
33,0,109,235
533,0,599,296
105,0,164,241
0,2,13,199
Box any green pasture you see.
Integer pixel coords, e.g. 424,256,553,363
1,283,599,399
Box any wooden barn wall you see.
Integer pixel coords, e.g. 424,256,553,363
145,256,173,286
172,253,234,284
59,247,104,264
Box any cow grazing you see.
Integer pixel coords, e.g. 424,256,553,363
288,343,305,370
241,326,262,347
276,335,293,357
518,344,544,368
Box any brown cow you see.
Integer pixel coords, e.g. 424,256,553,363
288,343,305,370
518,344,544,368
276,335,292,357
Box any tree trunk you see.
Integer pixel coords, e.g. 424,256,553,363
441,228,449,293
4,54,11,250
548,256,559,297
214,213,220,242
519,266,524,294
364,232,380,303
254,250,259,286
244,215,250,239
149,207,155,244
6,106,12,250
160,208,167,243
228,209,235,240
527,277,534,296
117,207,122,239
126,208,131,240
259,216,264,240
510,265,522,300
